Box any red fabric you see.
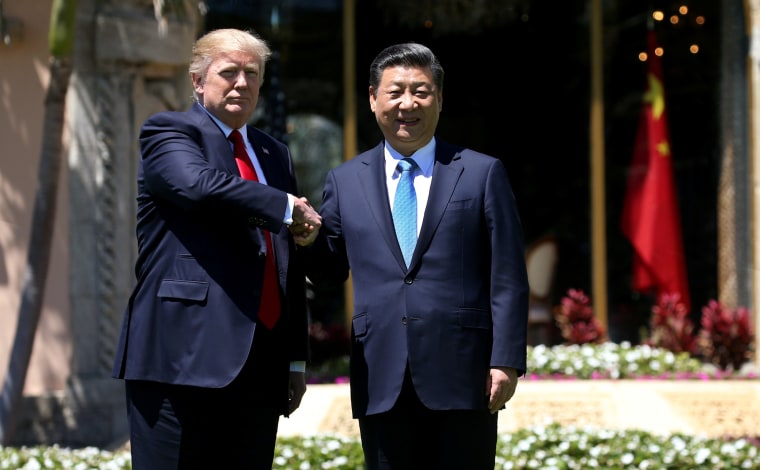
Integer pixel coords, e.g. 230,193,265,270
229,129,281,329
620,30,691,311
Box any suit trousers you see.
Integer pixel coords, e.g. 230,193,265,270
125,327,285,470
358,368,498,470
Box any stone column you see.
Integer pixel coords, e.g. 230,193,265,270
717,1,751,310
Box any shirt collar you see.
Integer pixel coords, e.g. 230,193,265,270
384,138,435,177
200,105,247,141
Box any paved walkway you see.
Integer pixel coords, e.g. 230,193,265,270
278,384,355,436
277,383,523,437
279,380,760,439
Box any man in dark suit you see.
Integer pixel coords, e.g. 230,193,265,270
306,43,529,469
112,28,321,469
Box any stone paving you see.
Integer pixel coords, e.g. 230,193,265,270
278,381,760,439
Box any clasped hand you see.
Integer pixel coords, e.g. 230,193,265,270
290,197,321,246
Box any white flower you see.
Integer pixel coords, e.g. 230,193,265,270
694,447,711,464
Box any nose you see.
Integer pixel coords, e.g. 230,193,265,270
233,71,248,88
399,91,415,109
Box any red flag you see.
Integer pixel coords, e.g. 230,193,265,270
620,30,691,311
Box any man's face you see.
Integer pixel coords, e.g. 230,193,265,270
369,65,442,156
193,51,262,129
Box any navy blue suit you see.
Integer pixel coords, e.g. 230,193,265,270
308,139,529,468
112,103,309,468
312,139,528,415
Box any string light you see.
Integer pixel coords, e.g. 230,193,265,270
643,5,705,57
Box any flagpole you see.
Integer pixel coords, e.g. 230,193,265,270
590,0,608,329
342,0,356,329
748,0,760,369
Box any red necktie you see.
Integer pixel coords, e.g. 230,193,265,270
229,129,281,329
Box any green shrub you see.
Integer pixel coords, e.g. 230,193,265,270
2,426,758,469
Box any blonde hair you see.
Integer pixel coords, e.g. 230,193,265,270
189,28,272,85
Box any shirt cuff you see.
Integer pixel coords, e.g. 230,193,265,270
289,361,306,373
284,193,295,225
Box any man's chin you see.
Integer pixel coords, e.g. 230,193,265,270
392,133,425,145
226,104,251,114
223,107,253,126
388,131,413,141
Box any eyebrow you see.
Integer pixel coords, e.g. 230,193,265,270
219,61,258,70
387,83,433,93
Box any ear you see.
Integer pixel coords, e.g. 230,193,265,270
369,86,377,112
192,73,204,95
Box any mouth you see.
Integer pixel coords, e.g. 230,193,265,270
397,117,418,125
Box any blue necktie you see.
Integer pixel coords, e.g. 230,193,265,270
393,158,418,267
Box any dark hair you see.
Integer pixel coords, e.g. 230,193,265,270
369,43,444,95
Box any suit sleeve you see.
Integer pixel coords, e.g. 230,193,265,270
139,114,288,233
302,169,351,287
485,159,530,375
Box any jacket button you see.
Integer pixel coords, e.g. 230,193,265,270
404,277,413,285
401,316,407,325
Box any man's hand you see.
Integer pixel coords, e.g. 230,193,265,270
287,371,307,414
289,222,318,246
291,197,321,246
486,366,518,414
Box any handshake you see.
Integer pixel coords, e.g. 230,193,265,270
289,196,321,246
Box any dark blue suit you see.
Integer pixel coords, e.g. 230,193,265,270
112,103,309,468
309,139,529,469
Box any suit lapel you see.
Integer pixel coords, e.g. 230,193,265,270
246,130,289,193
357,144,408,269
413,142,463,266
245,129,290,282
190,103,240,176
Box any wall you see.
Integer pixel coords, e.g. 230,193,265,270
0,0,70,396
1,0,197,446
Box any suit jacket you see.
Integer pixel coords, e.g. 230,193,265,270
309,139,529,418
112,103,309,413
